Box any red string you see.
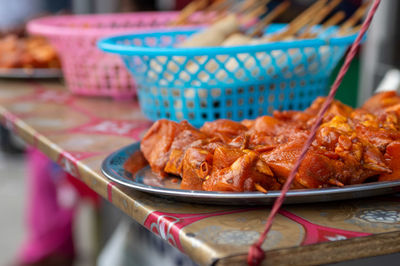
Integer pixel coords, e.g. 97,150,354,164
247,1,382,265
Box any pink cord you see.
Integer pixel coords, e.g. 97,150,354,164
247,1,382,265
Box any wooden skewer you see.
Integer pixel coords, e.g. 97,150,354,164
212,0,234,13
241,0,270,16
349,24,362,34
338,0,371,35
315,3,370,45
237,0,257,14
241,3,268,24
291,0,328,25
169,1,198,25
170,0,209,25
305,11,346,39
213,0,269,25
249,1,290,37
322,11,346,28
200,0,228,22
270,16,309,40
193,0,210,17
178,13,241,47
299,0,342,38
238,0,270,26
268,0,328,41
210,0,236,23
339,24,362,36
204,0,227,13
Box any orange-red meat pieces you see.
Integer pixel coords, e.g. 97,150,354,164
351,109,400,152
304,97,353,120
140,120,181,176
273,97,353,127
123,150,149,176
141,120,209,177
164,121,208,176
362,91,400,116
181,147,213,190
200,119,247,143
261,136,354,189
260,116,391,189
181,143,279,192
247,115,302,148
379,141,400,181
203,148,278,192
260,134,325,188
0,35,60,69
315,115,390,184
138,92,400,192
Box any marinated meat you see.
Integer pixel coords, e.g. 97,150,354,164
140,119,181,176
379,141,400,181
135,92,400,192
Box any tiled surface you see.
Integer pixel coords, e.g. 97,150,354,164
1,79,400,265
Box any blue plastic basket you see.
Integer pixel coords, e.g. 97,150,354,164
99,24,357,127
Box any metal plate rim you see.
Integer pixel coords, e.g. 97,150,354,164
101,142,400,204
0,68,62,79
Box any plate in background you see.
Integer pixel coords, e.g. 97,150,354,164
0,68,62,79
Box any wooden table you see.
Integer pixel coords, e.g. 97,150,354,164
1,79,400,265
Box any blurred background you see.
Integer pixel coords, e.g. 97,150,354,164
0,0,400,265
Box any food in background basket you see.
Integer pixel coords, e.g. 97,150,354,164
154,0,367,94
179,14,241,48
169,0,268,27
0,35,60,71
149,0,287,80
124,92,400,192
149,13,242,78
176,0,367,49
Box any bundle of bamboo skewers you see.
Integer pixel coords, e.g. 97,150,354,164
144,0,370,105
173,0,371,48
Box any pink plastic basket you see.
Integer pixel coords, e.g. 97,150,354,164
27,12,188,99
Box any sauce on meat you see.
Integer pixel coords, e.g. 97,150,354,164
129,92,400,192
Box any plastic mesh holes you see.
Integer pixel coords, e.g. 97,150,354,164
105,28,355,126
28,12,181,98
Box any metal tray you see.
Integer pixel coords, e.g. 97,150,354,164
0,68,62,79
101,142,400,205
